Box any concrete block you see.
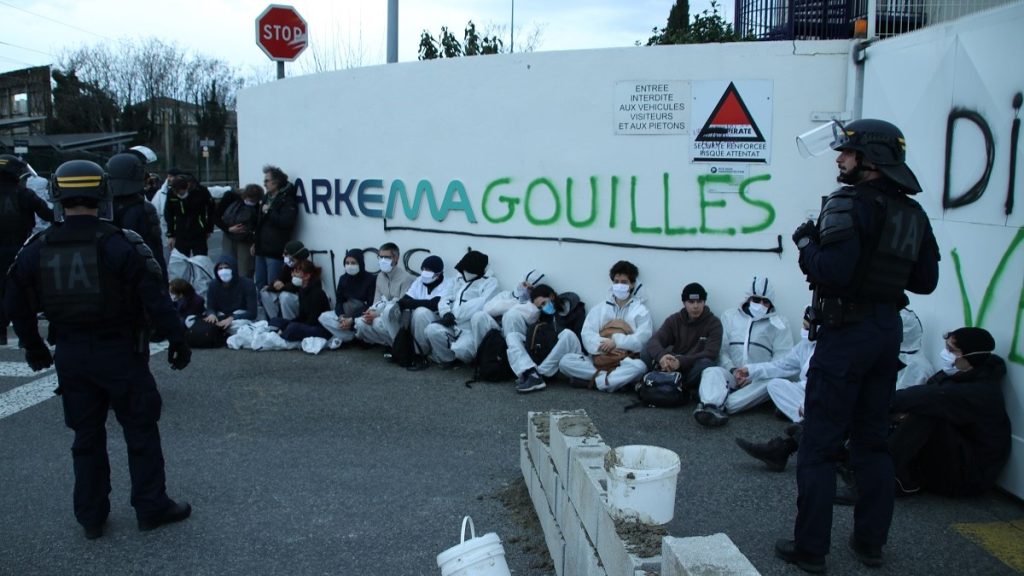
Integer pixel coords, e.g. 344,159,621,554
595,504,639,576
528,456,566,575
562,497,606,576
527,411,552,472
662,534,760,576
537,452,561,519
550,412,605,482
570,447,609,543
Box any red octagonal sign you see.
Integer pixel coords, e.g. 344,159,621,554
256,4,308,62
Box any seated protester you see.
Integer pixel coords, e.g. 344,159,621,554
216,184,262,279
889,327,1011,497
422,250,500,368
558,260,653,392
507,284,584,393
318,249,376,347
399,256,454,366
268,260,332,342
203,256,258,335
169,278,205,326
260,240,309,320
693,276,794,427
642,282,723,394
354,242,414,347
475,269,547,338
896,307,933,390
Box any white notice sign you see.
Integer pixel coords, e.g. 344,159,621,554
614,81,690,135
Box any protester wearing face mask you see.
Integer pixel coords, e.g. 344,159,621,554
216,184,263,278
887,327,1010,497
354,242,414,348
268,260,332,342
260,240,308,321
164,174,215,257
397,255,454,366
202,256,258,340
169,278,205,328
557,260,653,392
318,249,376,348
694,276,794,427
421,250,500,368
504,284,586,393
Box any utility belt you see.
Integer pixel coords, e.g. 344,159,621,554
813,297,875,328
54,323,148,353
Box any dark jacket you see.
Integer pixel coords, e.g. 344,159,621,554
0,181,53,247
334,249,375,317
295,281,331,326
216,191,259,242
890,355,1011,495
164,186,215,245
205,255,258,320
254,183,298,257
645,307,723,373
174,292,206,322
113,194,167,283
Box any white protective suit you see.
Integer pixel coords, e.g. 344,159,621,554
400,274,455,356
896,308,933,390
354,267,414,346
751,338,815,422
698,284,795,413
424,273,500,363
506,299,583,379
558,285,653,392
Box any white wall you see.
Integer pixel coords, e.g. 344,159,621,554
862,2,1024,496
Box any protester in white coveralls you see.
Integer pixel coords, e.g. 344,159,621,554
739,307,816,423
422,250,499,367
506,284,585,393
354,242,414,347
693,276,795,427
398,255,454,367
473,269,547,338
558,260,653,392
896,308,933,390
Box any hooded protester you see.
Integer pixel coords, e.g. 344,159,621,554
354,242,415,347
318,248,377,346
643,281,724,394
268,259,331,342
506,284,587,393
421,250,500,368
889,327,1011,497
694,276,795,427
169,278,206,327
260,240,309,320
203,255,258,335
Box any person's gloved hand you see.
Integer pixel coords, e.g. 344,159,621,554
792,220,818,248
436,312,456,328
25,343,53,372
168,341,192,370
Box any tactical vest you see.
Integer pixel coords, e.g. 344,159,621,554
0,183,24,246
38,222,131,325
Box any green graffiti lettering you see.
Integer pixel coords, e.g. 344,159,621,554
566,177,598,228
439,180,477,223
663,172,698,235
482,177,517,224
524,178,562,226
385,179,441,220
738,174,775,233
609,175,620,229
630,175,662,234
697,174,737,235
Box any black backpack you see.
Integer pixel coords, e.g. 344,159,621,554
472,328,515,382
525,320,558,363
390,325,417,367
186,320,226,349
554,292,586,337
626,371,689,411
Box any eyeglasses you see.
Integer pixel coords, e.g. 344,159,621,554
749,296,770,305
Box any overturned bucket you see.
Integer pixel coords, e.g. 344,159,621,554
436,516,512,576
607,445,681,525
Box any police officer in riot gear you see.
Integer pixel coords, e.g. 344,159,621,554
0,154,54,345
777,119,940,572
3,160,193,540
106,146,168,285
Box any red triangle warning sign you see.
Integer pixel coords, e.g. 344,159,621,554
695,82,765,142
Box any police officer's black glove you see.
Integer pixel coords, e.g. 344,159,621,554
436,312,457,328
792,220,818,248
168,341,192,370
25,344,53,372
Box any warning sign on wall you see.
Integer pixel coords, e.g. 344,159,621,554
691,80,773,164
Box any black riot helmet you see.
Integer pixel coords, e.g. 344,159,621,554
0,154,29,182
831,119,922,193
51,160,108,203
106,152,146,197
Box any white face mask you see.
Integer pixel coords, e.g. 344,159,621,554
419,270,436,282
748,302,768,319
291,276,304,288
611,283,631,300
800,329,810,341
283,256,295,267
217,268,233,283
378,258,393,273
244,199,258,206
344,264,360,276
463,272,479,282
939,348,959,375
170,293,181,302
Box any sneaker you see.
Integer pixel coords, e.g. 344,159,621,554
406,357,431,371
774,539,826,574
734,437,795,472
693,404,729,427
516,372,546,393
327,338,343,350
849,535,883,567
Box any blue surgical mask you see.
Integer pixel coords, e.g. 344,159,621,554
541,301,556,315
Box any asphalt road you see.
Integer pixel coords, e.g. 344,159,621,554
1,336,1022,576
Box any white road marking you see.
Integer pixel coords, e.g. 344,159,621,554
0,342,169,421
0,361,47,377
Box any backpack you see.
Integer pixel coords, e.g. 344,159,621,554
525,321,558,363
554,291,586,337
472,328,515,382
390,325,417,367
187,320,226,349
626,371,689,411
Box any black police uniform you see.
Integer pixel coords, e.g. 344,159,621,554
0,175,54,342
793,177,939,558
3,214,189,530
113,194,169,284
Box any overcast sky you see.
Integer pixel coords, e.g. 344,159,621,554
0,0,721,78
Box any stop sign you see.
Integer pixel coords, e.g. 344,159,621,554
256,4,308,61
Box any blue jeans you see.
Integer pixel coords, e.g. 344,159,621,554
254,256,284,290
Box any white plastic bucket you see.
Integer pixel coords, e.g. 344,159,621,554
607,445,681,525
436,516,512,576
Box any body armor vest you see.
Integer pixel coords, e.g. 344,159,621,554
38,223,130,325
0,183,24,246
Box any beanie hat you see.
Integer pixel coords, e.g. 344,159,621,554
948,327,996,367
681,282,707,302
745,276,776,303
284,240,309,260
455,250,488,276
421,255,444,273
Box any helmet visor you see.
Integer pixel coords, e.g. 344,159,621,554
796,120,846,158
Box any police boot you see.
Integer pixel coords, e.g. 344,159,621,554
138,501,192,531
735,436,797,472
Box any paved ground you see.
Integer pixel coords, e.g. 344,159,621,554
1,334,1023,576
